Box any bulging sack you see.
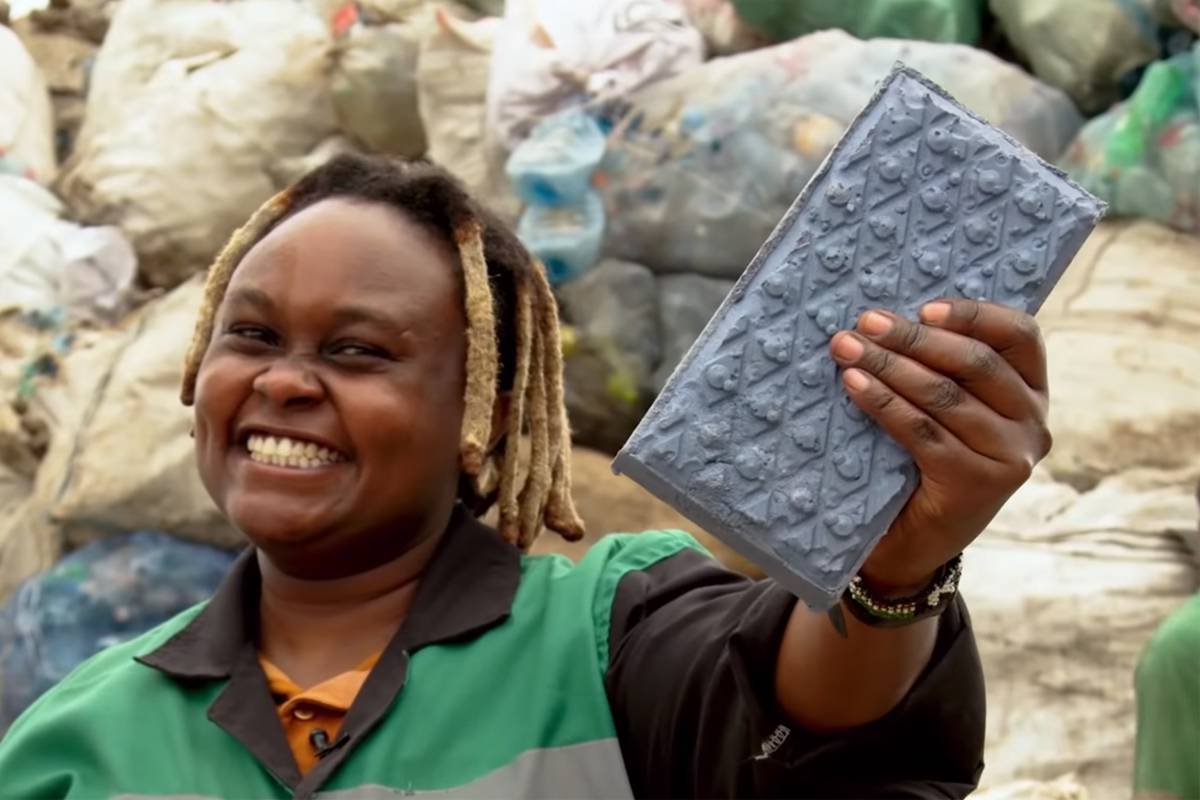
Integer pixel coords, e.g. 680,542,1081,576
56,0,338,288
48,277,243,549
598,29,1083,279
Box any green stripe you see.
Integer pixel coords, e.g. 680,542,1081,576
586,530,708,669
0,532,705,797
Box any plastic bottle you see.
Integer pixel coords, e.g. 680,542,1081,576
506,108,606,207
1105,58,1193,168
516,189,605,284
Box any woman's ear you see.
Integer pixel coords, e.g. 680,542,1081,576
488,392,512,451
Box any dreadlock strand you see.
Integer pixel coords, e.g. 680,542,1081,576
529,265,565,467
529,262,585,540
454,219,499,476
496,272,535,545
180,190,293,405
517,312,551,549
545,407,585,541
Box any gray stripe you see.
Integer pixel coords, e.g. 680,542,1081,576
115,738,634,800
318,739,634,799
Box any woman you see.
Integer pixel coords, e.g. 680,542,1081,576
0,154,1054,798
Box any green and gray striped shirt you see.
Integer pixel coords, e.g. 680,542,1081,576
0,506,984,798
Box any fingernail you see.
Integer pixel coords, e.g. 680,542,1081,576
843,368,870,392
830,333,864,362
859,311,892,336
920,302,951,324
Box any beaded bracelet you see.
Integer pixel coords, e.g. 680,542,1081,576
843,555,964,628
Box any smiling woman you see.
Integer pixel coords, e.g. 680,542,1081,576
183,157,584,562
0,154,1005,799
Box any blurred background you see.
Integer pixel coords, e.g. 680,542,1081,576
1,0,1198,796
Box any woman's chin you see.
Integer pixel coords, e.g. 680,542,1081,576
225,499,334,550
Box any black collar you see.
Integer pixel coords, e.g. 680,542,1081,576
137,504,520,678
135,505,521,796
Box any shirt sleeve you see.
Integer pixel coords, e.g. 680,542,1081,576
0,691,89,798
603,546,985,799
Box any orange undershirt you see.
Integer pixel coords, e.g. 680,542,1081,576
259,652,381,775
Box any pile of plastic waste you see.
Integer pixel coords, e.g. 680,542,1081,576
0,1,1197,794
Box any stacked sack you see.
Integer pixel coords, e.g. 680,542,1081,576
0,4,1197,794
55,0,341,287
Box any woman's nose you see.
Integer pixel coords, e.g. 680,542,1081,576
251,356,324,407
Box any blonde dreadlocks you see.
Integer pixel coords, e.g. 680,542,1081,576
180,155,584,548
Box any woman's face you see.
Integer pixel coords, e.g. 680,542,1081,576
193,198,467,574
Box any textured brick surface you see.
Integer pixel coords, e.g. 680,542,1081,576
612,66,1106,609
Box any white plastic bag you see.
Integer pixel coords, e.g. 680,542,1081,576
0,175,137,324
56,227,139,325
57,0,339,288
0,26,56,184
486,0,704,150
0,176,62,313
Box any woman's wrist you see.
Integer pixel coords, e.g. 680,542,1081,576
856,561,938,600
844,555,964,628
858,534,939,599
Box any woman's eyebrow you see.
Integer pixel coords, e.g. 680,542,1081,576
225,289,407,336
331,305,411,338
225,286,274,312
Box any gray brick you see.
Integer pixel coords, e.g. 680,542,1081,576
612,66,1106,609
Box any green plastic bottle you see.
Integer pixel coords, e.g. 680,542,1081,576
1104,59,1192,168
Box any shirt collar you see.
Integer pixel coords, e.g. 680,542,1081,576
136,504,521,680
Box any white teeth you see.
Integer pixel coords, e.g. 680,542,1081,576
244,433,346,470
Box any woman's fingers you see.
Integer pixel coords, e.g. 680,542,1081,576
917,299,1049,393
830,331,1020,462
852,307,1046,421
838,364,979,473
835,302,1055,591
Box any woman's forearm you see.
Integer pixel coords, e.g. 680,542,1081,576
774,599,938,732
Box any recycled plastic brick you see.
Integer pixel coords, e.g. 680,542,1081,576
612,65,1106,609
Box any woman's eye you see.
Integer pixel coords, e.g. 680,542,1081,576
332,342,388,359
228,325,278,345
